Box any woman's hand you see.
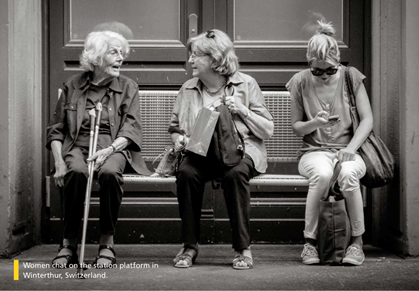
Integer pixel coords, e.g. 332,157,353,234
87,147,113,171
224,93,274,140
314,111,340,127
54,161,68,188
314,111,330,126
225,95,246,115
336,148,356,162
51,140,67,187
174,135,189,152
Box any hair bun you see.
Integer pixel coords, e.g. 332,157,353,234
316,20,335,37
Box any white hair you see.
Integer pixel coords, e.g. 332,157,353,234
79,30,129,71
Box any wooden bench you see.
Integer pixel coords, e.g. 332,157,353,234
47,91,309,244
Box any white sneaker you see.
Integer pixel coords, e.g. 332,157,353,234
342,245,365,266
301,243,320,265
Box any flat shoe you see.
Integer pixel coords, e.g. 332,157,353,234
173,247,198,268
94,245,116,268
52,245,78,269
232,254,253,270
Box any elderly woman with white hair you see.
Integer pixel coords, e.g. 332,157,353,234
286,20,373,266
169,29,274,270
46,30,150,268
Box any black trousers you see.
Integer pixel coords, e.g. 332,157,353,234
176,152,257,251
62,147,126,240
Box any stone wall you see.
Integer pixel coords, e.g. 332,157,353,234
0,0,43,256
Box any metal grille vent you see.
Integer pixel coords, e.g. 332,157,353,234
263,92,303,161
138,91,302,162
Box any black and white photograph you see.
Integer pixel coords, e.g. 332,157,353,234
1,0,418,290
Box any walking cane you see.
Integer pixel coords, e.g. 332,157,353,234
77,103,102,277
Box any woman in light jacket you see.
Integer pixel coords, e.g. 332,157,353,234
169,29,274,270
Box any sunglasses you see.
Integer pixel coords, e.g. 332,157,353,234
310,67,338,76
206,30,215,38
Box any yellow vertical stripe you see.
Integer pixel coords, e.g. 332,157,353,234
14,260,19,280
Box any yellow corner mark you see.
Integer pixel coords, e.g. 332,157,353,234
14,260,19,280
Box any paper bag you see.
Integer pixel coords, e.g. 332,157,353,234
186,107,220,156
317,162,351,265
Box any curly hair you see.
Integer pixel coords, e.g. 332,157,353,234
306,20,340,66
187,29,239,77
79,30,130,72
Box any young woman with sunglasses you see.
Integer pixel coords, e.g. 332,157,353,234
286,20,373,266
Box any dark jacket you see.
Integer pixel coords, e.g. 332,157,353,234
46,72,151,175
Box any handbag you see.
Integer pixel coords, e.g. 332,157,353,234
211,88,245,167
317,162,352,265
345,67,395,188
153,147,182,177
186,107,220,157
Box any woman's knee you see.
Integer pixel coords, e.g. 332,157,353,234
98,165,122,184
308,168,333,186
338,163,360,191
67,162,88,177
176,162,201,182
223,166,249,185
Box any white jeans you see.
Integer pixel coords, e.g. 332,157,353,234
298,151,366,240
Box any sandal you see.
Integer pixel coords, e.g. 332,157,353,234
233,254,253,270
173,247,198,268
94,245,117,268
52,245,78,269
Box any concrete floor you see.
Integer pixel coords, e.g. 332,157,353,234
1,244,419,290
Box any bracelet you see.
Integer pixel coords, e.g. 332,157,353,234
109,144,117,153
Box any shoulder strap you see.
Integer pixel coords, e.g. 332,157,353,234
325,161,344,201
223,85,245,147
344,67,356,108
344,66,362,131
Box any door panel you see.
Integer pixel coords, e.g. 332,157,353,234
210,0,363,89
49,0,195,104
233,0,344,44
69,0,181,42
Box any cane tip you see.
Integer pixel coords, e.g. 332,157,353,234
76,267,86,279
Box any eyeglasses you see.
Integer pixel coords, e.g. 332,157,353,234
310,67,338,76
189,52,207,60
188,31,214,60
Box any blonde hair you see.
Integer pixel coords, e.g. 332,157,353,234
80,30,130,72
306,20,340,65
187,29,239,76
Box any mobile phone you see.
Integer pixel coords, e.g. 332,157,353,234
328,115,340,121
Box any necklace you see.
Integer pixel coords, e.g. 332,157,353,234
204,80,227,94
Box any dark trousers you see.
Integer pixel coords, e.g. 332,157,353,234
176,152,257,251
62,147,126,240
